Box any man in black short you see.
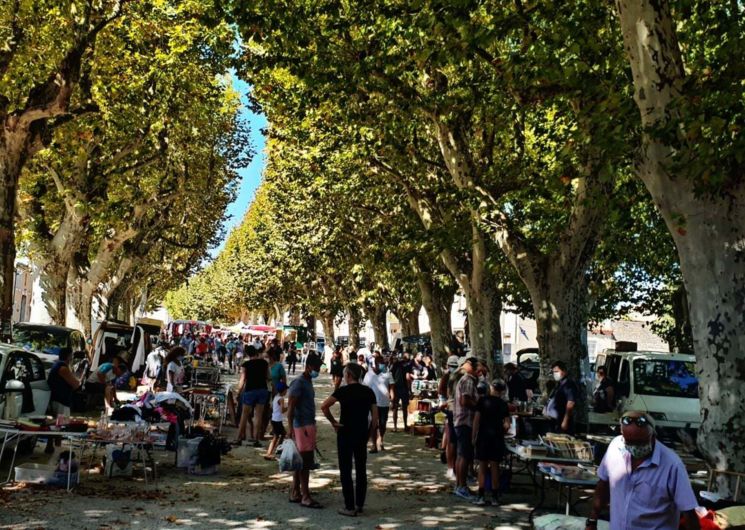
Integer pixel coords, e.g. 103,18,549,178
321,363,379,517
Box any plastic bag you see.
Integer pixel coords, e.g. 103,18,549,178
278,439,303,472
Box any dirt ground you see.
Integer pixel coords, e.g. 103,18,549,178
0,373,540,530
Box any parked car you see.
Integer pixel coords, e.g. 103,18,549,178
0,344,51,419
590,349,700,434
12,323,87,369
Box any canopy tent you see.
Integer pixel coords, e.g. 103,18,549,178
247,325,277,333
225,322,246,334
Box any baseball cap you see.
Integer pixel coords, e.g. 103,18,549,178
446,355,460,368
276,381,288,393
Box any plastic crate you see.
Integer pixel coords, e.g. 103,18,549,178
15,463,56,484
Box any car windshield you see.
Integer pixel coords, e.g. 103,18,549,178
633,359,698,398
12,327,70,356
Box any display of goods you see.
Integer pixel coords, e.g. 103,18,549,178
541,434,593,461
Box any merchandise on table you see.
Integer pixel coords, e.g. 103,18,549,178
514,440,549,458
540,434,593,461
537,462,596,481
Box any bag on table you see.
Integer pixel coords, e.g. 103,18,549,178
278,439,303,472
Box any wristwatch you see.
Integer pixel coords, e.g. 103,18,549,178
585,518,598,528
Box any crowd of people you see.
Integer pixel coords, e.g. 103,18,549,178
44,327,702,527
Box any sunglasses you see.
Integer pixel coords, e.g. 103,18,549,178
621,415,650,427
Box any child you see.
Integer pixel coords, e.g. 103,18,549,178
472,380,510,506
263,381,288,460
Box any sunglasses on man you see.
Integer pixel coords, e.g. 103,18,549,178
621,415,651,427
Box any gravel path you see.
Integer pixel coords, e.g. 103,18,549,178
0,373,535,529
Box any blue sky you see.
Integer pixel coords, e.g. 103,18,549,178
211,77,267,257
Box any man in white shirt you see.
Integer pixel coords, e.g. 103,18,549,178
251,336,264,353
145,347,165,389
363,355,393,452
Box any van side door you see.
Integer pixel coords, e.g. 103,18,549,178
25,353,51,415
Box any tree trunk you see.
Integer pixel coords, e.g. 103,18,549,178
675,216,745,474
463,277,503,375
66,267,94,339
398,307,420,338
0,134,27,339
348,305,362,351
288,307,301,326
39,262,68,325
615,0,745,475
369,303,389,351
529,269,589,397
108,295,123,322
417,272,456,367
669,284,693,353
321,313,336,347
128,294,139,325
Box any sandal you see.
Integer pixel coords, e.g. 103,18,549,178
288,497,301,503
300,500,323,509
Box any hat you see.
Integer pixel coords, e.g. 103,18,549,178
276,381,288,393
464,356,479,366
446,355,460,368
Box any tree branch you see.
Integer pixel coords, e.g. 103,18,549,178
46,165,79,214
16,0,128,127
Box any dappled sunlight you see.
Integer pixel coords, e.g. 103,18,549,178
1,374,536,529
82,509,114,518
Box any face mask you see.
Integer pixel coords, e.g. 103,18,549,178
310,370,319,379
379,365,387,373
624,441,653,459
448,367,456,374
553,372,562,381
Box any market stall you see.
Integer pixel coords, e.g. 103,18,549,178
0,421,87,491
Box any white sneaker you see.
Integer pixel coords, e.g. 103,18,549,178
445,469,456,480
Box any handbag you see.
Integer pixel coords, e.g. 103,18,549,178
278,439,303,472
543,386,560,420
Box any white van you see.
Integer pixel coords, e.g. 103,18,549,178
590,349,700,432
